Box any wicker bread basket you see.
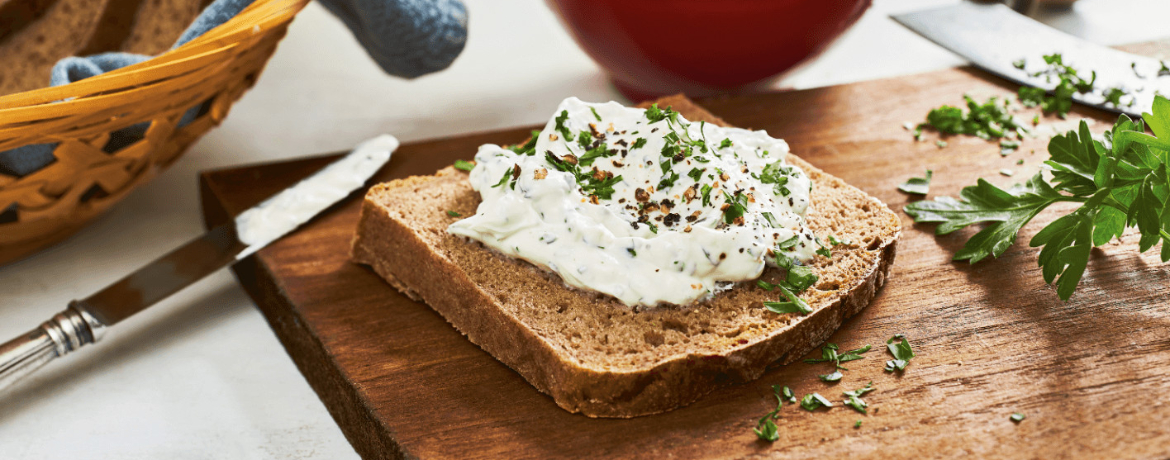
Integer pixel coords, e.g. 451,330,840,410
0,0,308,265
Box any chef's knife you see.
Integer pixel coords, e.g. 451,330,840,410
0,134,398,391
892,2,1170,118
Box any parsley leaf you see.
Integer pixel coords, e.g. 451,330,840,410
842,382,875,414
819,371,843,382
898,170,932,195
763,286,811,315
722,191,748,224
884,334,915,372
688,167,705,182
453,159,476,171
554,110,572,140
805,343,871,369
508,130,541,155
720,138,733,149
491,168,512,188
446,210,461,217
800,393,833,411
590,106,602,121
1010,413,1026,423
631,138,647,150
904,174,1066,263
752,384,785,442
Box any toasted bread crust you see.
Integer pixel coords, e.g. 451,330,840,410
351,96,901,417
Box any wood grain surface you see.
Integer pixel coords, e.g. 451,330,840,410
200,41,1170,459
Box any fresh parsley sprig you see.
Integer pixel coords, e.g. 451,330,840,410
905,96,1170,300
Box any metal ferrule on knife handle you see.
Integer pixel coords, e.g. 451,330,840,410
0,302,106,391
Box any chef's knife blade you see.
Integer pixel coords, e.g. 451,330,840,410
0,134,398,391
892,2,1169,118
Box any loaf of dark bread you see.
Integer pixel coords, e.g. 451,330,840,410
351,95,901,417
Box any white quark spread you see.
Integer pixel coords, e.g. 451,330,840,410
448,98,821,307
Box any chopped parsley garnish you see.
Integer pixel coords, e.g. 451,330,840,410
657,171,680,190
1019,53,1096,118
842,382,875,414
800,393,833,411
818,371,843,382
884,334,915,372
453,159,476,171
700,184,713,206
753,385,785,442
644,103,678,124
777,234,799,249
804,343,872,369
898,169,932,195
508,130,540,155
577,130,592,149
1010,413,1026,423
774,252,818,293
782,386,796,403
764,291,811,315
854,420,863,428
578,143,614,167
720,138,733,149
491,168,511,188
828,235,849,246
761,212,781,228
554,110,572,140
721,191,747,224
545,151,621,200
590,106,602,121
627,248,636,257
919,95,1027,140
581,174,623,200
759,160,794,196
816,246,831,258
1102,86,1129,106
905,95,1170,300
446,210,461,217
631,138,647,150
1000,139,1020,155
687,167,705,182
936,140,948,149
1012,58,1026,69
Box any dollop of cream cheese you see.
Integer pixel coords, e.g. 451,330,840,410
448,98,819,307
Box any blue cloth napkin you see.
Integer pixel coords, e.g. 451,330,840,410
0,0,467,178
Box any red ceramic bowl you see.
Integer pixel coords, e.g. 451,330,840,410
548,0,871,101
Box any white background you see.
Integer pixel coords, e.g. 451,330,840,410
1,0,1167,458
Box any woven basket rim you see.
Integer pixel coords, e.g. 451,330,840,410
0,0,308,112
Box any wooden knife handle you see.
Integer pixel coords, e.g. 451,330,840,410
0,302,105,392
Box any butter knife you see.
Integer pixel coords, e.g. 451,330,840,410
0,134,398,391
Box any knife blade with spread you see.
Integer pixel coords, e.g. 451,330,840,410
0,135,398,391
893,2,1170,118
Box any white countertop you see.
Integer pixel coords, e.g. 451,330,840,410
1,0,1166,458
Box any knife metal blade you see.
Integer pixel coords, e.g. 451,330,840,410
893,2,1169,118
0,134,398,390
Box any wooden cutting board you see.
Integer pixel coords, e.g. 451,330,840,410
200,41,1170,460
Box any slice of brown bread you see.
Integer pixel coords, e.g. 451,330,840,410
351,95,901,418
